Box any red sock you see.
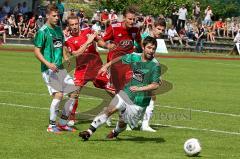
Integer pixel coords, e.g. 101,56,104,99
70,99,78,120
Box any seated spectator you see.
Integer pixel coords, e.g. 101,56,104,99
24,15,37,38
185,19,195,40
214,18,226,37
226,18,235,38
0,20,6,44
91,10,101,24
195,24,205,53
17,15,26,38
92,20,101,34
7,14,18,36
36,15,44,29
179,28,189,46
206,23,215,42
100,9,109,30
62,24,70,40
168,25,183,46
108,9,118,24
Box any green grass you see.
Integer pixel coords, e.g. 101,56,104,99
0,50,240,159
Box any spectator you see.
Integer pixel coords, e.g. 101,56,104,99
77,8,85,19
7,14,18,36
192,2,201,23
204,6,213,26
108,9,118,24
91,10,101,24
92,20,101,34
168,25,183,46
24,15,37,38
17,15,26,38
230,29,240,55
171,4,178,28
21,2,29,15
185,19,195,40
36,15,44,29
214,18,226,37
177,4,188,31
14,3,23,15
0,7,5,22
0,20,6,43
68,9,76,17
179,28,190,46
226,18,235,38
100,9,109,30
3,1,11,16
195,24,205,53
56,0,64,23
206,23,215,42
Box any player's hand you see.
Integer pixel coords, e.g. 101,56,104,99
129,86,142,92
98,65,108,76
107,43,117,51
47,63,58,73
86,32,97,45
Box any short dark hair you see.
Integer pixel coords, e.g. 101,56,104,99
122,5,138,17
46,4,58,15
154,19,166,27
143,36,157,48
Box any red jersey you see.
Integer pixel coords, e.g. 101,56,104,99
65,28,100,68
103,22,141,59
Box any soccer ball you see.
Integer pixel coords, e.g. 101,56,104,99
184,138,201,157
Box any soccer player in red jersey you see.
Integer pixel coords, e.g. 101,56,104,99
65,16,111,126
98,6,141,91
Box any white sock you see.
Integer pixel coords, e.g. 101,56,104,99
50,99,61,123
142,99,154,127
91,114,108,129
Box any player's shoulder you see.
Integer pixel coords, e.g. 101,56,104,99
151,58,160,66
81,27,92,34
39,25,48,32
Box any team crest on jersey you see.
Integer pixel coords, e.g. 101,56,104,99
133,69,144,83
53,38,62,48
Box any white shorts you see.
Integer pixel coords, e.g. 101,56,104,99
42,69,78,95
110,90,145,129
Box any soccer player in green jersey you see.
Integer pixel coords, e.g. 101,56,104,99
131,19,166,132
79,37,161,141
34,4,77,134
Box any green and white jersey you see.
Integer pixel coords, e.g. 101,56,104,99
121,53,161,107
34,24,64,72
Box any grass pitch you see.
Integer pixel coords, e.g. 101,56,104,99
0,49,240,159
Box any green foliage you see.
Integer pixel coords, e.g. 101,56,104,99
99,0,240,18
64,3,93,18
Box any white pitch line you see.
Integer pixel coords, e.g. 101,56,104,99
155,105,240,117
0,90,102,101
1,90,239,118
0,102,48,110
0,102,239,136
152,123,240,135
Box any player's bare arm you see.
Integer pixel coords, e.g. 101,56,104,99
71,33,97,56
34,47,58,72
129,82,160,93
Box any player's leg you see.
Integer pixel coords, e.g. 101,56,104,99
107,118,127,139
141,95,156,132
79,93,124,141
47,92,63,134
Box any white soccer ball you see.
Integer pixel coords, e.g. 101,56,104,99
184,138,201,157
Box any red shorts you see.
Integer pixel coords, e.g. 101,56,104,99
74,54,108,89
